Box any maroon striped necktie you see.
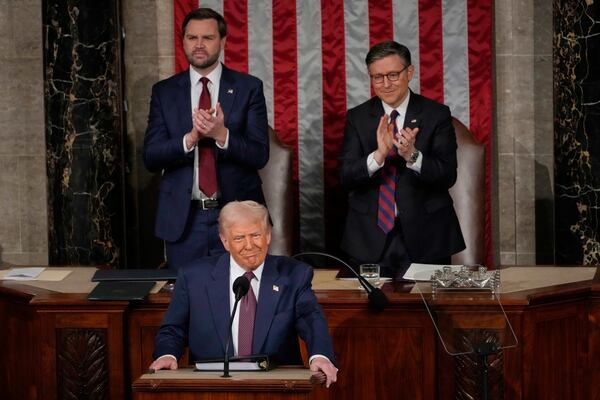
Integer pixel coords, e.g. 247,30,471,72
237,271,257,357
197,77,217,197
377,110,399,233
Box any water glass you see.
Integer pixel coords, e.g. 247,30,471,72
359,264,380,289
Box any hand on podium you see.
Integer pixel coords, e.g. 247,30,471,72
310,356,338,388
149,355,178,372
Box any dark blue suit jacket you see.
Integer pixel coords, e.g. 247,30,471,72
153,254,336,365
339,92,465,263
143,65,269,242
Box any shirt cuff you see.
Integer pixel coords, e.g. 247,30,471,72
406,150,422,173
309,354,332,365
366,151,384,177
156,354,177,362
215,129,230,150
183,135,194,153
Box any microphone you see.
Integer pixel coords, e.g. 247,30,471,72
292,252,389,311
222,276,250,377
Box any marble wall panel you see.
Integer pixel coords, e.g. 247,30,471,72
553,0,600,265
44,0,124,266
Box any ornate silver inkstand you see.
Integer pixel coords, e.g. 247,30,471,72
430,265,500,295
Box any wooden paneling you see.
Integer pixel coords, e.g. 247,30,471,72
1,273,600,400
522,302,586,400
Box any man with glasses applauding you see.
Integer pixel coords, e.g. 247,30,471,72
339,41,465,277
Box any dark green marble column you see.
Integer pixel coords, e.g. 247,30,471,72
44,0,125,266
554,1,600,264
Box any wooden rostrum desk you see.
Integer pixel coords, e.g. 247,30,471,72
0,266,599,400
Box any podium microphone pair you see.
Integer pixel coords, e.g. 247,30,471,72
292,252,389,312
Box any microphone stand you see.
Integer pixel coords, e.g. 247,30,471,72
222,277,249,378
292,251,389,311
222,297,241,378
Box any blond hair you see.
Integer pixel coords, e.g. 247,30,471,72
218,201,270,234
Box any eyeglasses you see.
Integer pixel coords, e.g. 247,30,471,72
370,64,410,84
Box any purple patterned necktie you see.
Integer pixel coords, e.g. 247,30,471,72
377,110,399,233
237,271,257,357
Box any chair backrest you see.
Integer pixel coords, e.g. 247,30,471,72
449,118,485,265
259,127,294,256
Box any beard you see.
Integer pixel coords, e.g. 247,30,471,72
187,50,220,70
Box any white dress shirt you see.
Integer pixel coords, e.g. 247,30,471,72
183,64,230,200
366,91,423,176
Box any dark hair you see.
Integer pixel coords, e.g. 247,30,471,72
365,41,411,67
182,8,227,38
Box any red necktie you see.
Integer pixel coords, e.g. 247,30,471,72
197,77,217,196
377,110,399,233
238,272,257,357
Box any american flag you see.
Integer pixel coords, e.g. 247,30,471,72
174,0,493,266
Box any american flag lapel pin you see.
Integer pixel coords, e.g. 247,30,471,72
411,119,417,123
272,285,279,292
227,88,234,94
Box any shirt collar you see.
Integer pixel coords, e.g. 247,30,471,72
381,90,411,118
189,62,223,87
229,255,265,282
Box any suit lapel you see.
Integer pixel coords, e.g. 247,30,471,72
367,97,385,151
253,255,282,354
218,64,237,129
403,91,423,133
176,70,193,136
206,254,232,356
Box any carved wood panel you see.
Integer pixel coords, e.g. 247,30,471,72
453,329,504,400
57,328,108,400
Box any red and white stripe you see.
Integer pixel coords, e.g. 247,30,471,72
175,0,493,266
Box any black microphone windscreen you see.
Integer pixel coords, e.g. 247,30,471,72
368,288,389,311
233,276,250,300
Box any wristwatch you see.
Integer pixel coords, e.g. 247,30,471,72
408,150,420,164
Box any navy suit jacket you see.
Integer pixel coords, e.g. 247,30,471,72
153,254,336,365
339,92,465,263
143,64,269,242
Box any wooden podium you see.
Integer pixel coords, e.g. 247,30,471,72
1,266,599,399
132,368,316,400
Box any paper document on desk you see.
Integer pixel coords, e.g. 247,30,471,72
403,264,463,281
195,355,274,371
2,267,45,281
195,361,263,371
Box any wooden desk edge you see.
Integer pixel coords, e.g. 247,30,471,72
132,369,314,393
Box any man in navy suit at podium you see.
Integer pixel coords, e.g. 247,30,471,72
150,201,338,388
143,8,269,270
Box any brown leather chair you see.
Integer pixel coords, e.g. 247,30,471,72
259,127,294,256
449,118,485,265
